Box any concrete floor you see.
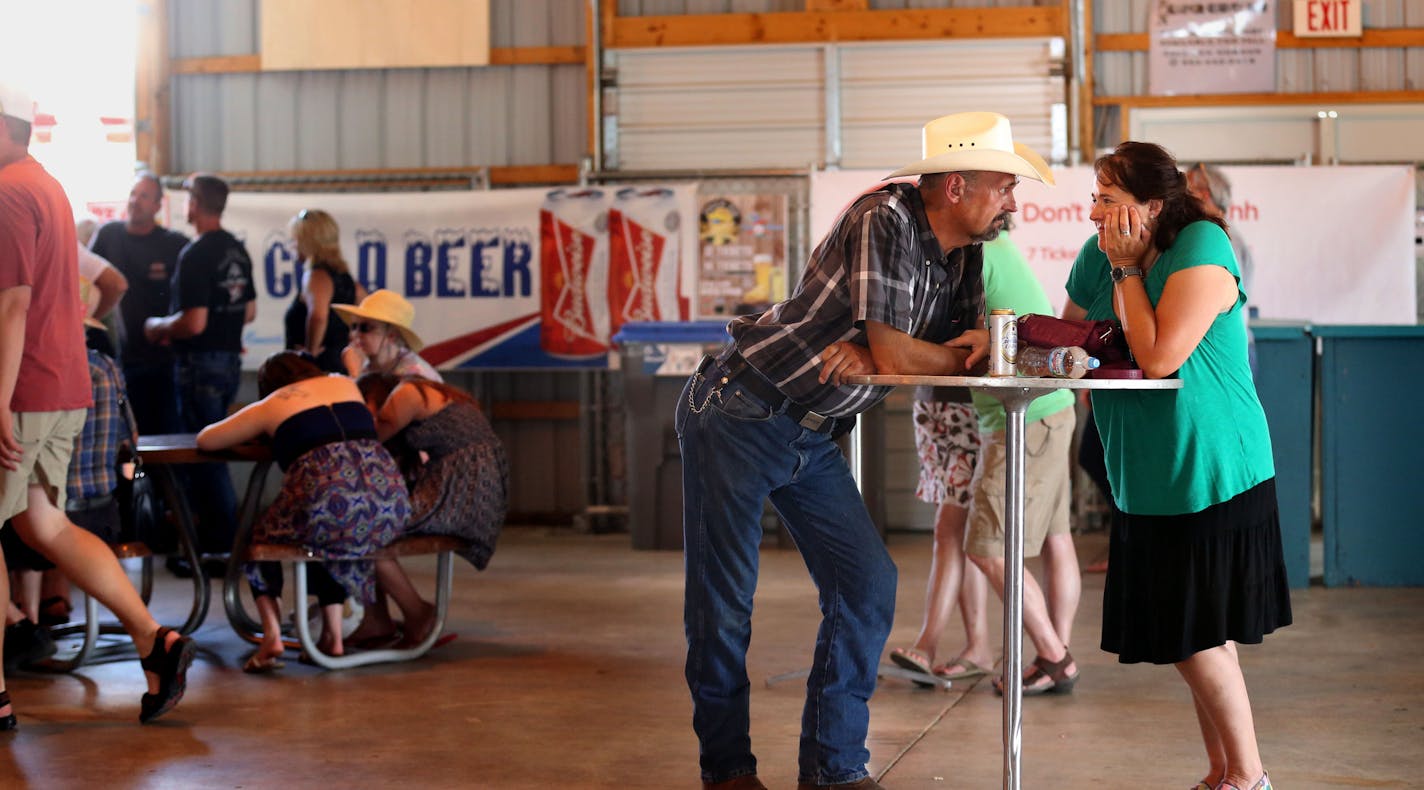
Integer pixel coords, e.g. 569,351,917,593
1,528,1421,789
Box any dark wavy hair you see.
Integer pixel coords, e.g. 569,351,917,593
355,372,476,412
1094,141,1226,251
257,350,324,398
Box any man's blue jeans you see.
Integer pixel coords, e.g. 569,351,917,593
676,360,896,786
175,350,241,554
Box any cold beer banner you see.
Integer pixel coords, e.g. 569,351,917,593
223,185,697,370
810,166,1416,325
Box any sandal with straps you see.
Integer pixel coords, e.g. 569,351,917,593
994,650,1079,696
0,690,16,732
139,626,197,724
1216,772,1271,790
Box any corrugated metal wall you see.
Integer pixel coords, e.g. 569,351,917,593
608,39,1065,171
168,0,586,173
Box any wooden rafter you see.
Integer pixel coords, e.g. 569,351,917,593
611,7,1065,48
1096,28,1424,52
171,47,584,75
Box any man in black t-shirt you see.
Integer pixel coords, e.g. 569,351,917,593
89,173,188,434
145,174,256,557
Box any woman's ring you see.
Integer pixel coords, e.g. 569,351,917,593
1120,228,1130,236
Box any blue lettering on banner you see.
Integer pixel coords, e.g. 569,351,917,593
356,230,388,290
436,229,468,297
263,232,298,298
503,229,533,297
404,231,433,297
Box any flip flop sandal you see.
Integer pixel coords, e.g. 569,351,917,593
242,653,286,674
932,659,991,681
888,647,933,676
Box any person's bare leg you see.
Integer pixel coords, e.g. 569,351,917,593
1176,642,1263,789
907,502,969,663
347,585,398,643
955,555,993,670
1040,532,1081,647
11,487,171,693
252,594,286,663
1189,685,1228,788
15,569,40,623
0,548,11,719
316,603,345,656
970,552,1075,688
374,558,434,647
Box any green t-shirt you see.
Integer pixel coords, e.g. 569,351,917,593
1064,221,1274,516
972,234,1074,433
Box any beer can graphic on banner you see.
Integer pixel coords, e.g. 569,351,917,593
988,308,1017,377
608,187,688,337
539,189,611,359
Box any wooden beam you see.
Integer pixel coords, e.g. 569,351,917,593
171,54,261,74
611,7,1065,48
212,164,579,189
490,401,582,421
171,47,583,75
805,0,869,11
489,46,584,66
1078,0,1095,164
134,0,171,174
1096,28,1424,52
1097,90,1424,108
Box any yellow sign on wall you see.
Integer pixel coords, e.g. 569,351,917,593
261,0,490,70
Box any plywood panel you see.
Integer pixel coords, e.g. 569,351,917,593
261,0,491,70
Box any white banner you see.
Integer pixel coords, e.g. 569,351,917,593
1149,0,1276,96
222,185,698,370
811,166,1416,325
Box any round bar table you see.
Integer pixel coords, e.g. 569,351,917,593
846,373,1182,790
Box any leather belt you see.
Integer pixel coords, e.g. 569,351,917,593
703,350,846,435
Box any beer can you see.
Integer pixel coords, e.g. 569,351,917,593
988,308,1017,377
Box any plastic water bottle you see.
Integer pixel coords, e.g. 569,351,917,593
1016,346,1100,379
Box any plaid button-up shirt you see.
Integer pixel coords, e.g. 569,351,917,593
729,181,984,418
67,350,132,502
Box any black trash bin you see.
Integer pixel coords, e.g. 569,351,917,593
613,321,731,550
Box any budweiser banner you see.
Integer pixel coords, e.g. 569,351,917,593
811,166,1416,325
221,185,697,370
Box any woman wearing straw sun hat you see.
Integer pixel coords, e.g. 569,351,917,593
332,290,441,383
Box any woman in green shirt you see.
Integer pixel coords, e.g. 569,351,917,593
1063,142,1290,790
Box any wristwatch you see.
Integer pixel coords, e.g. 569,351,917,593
1111,266,1144,284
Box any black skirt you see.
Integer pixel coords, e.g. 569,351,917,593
1101,477,1293,665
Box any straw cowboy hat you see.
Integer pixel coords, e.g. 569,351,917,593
886,111,1055,185
331,289,425,351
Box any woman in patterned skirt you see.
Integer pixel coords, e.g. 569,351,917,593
351,372,508,648
197,351,410,671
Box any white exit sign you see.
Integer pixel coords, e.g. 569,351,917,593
1294,0,1362,37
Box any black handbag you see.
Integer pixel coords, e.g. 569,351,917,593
113,387,175,553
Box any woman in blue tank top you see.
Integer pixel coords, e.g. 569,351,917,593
197,351,410,671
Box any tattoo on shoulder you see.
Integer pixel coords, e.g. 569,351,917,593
274,386,304,400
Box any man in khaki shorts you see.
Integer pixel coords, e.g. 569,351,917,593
958,231,1083,697
0,80,196,727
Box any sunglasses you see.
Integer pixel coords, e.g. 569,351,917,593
350,321,384,334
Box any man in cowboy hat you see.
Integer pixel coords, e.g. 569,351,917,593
677,111,1053,790
145,173,256,562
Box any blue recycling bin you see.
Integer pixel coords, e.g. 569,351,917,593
1316,325,1424,586
613,321,732,550
1251,322,1313,589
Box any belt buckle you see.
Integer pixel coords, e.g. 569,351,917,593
798,410,829,432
